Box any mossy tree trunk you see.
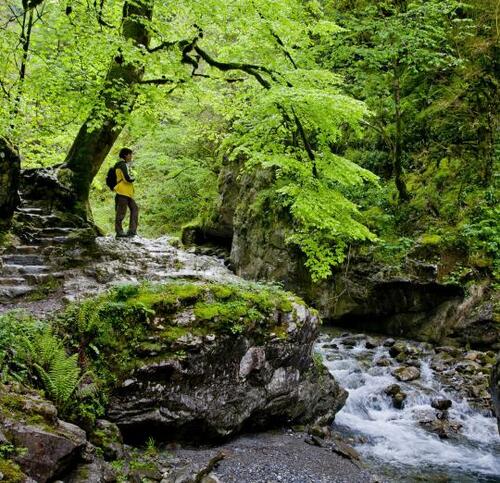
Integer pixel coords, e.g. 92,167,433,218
63,0,153,219
0,137,20,229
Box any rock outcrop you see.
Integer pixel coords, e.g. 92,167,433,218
189,159,499,349
60,282,347,443
0,137,20,229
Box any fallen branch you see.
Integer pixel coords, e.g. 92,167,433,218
194,451,226,483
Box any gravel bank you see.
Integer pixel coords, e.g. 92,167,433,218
173,430,373,483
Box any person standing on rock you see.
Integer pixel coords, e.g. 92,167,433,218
113,147,138,238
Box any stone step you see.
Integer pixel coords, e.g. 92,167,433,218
0,277,26,286
25,272,65,284
36,227,75,237
2,254,46,265
7,245,39,255
15,212,62,225
0,285,34,299
16,206,46,214
1,264,50,276
35,236,71,245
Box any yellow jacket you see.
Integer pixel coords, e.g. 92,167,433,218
114,160,135,198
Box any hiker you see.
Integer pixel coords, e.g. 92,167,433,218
111,147,139,238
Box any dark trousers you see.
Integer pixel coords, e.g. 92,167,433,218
115,195,139,235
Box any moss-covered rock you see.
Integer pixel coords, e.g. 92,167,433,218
0,384,86,483
59,281,346,443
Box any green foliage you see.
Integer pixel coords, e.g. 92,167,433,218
22,328,83,412
0,311,44,383
1,0,497,284
0,311,98,422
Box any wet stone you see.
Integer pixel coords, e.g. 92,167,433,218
392,366,420,382
384,384,401,397
431,399,452,411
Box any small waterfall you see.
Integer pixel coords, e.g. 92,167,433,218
316,331,500,482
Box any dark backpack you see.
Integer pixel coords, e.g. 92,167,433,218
105,164,118,191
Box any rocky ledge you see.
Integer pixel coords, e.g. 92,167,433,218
60,282,347,443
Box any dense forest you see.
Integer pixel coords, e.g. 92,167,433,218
1,0,498,280
0,1,499,482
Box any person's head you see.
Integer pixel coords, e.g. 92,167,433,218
119,147,133,162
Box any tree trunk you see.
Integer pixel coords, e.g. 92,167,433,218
63,0,153,218
392,65,409,202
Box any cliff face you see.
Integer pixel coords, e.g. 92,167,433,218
193,160,499,349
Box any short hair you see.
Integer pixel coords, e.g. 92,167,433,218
119,147,133,159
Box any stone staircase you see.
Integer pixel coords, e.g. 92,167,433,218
0,202,76,301
0,171,235,314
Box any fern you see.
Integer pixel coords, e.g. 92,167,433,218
23,329,83,411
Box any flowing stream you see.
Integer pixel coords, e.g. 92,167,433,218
316,330,500,482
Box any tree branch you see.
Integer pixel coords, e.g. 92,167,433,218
139,77,178,85
193,45,273,88
146,39,182,53
194,452,225,483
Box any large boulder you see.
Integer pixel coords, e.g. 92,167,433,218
0,137,20,229
61,282,347,443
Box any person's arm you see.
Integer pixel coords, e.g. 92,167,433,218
116,161,135,182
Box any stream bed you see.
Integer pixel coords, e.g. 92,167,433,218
316,329,500,482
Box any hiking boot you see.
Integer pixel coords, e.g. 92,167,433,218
116,232,128,238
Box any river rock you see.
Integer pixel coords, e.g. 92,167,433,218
392,366,420,382
102,284,347,442
331,438,361,461
389,342,407,358
384,384,401,396
384,384,407,409
456,360,482,374
365,337,378,349
419,416,462,439
383,338,396,347
393,392,407,409
431,399,452,411
376,357,391,367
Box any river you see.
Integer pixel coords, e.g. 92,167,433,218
317,329,500,482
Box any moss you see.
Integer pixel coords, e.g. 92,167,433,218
160,326,191,341
0,392,55,433
0,458,25,483
194,300,249,322
211,285,235,299
419,234,443,246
